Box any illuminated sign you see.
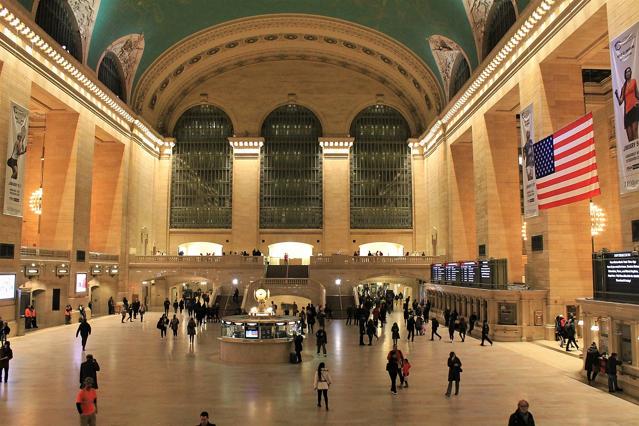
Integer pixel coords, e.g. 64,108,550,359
0,274,15,299
460,261,477,284
75,273,87,293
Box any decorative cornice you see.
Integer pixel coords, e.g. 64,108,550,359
228,137,264,157
319,137,353,157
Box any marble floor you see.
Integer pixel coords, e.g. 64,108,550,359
1,310,638,426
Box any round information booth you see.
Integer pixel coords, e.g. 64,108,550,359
219,289,301,363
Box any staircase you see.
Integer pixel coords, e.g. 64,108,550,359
214,294,244,316
265,265,309,279
325,295,356,319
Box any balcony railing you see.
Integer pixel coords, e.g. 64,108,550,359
89,252,119,262
130,255,264,265
20,247,70,260
310,255,443,266
260,278,309,286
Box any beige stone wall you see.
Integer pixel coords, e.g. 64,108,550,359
448,139,476,260
322,153,350,255
424,143,449,256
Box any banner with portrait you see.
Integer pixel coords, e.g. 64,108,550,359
3,102,29,217
611,21,639,193
519,104,539,218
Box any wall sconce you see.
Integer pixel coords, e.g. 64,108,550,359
56,263,69,278
108,265,119,277
90,265,103,276
24,263,40,279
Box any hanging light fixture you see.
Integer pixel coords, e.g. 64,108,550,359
590,201,606,237
29,187,42,215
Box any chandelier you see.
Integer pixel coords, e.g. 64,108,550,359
29,187,42,215
590,201,606,237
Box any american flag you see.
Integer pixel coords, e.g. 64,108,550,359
533,113,600,210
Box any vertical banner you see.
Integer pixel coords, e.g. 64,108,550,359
3,102,29,217
519,104,539,217
611,21,639,193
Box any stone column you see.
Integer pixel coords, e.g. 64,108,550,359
410,141,428,252
519,62,592,339
229,137,263,253
319,137,353,255
449,137,476,260
472,112,523,281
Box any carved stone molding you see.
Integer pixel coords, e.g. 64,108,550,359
428,35,469,100
68,0,100,62
98,34,145,101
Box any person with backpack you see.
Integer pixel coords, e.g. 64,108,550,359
481,320,493,346
315,327,327,356
157,314,169,338
313,362,332,410
445,351,462,397
170,315,180,337
391,322,400,345
430,317,442,340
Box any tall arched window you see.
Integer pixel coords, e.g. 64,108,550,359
35,0,83,62
260,104,323,229
170,105,234,228
449,55,471,98
482,0,517,59
350,105,412,229
98,53,126,101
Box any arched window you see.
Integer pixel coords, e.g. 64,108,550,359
482,0,517,59
170,105,234,228
449,55,471,98
260,104,322,229
35,0,83,62
350,105,412,229
98,53,126,101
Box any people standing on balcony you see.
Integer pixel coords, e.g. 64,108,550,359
187,317,197,345
430,317,442,341
407,315,416,342
391,322,400,345
458,318,467,342
480,320,493,346
468,313,477,336
585,342,601,384
76,318,92,351
445,352,462,397
316,327,327,356
170,315,180,337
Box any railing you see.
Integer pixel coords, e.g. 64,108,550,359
428,281,510,291
89,252,119,262
260,278,308,286
310,255,443,266
20,247,70,260
130,255,264,265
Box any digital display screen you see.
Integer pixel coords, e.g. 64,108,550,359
431,263,444,282
75,273,87,293
0,274,15,299
245,329,258,338
444,263,459,283
460,261,477,284
479,261,492,284
605,252,639,293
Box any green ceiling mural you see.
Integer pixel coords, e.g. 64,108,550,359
15,0,531,89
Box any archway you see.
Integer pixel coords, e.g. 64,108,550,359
358,242,405,256
178,242,223,256
89,280,101,316
268,242,314,265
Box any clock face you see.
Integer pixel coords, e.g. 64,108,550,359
255,289,267,300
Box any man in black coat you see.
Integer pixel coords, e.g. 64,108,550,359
406,315,416,342
76,318,92,351
606,353,623,393
585,342,600,384
80,354,100,389
508,400,535,426
0,341,13,383
468,313,478,336
163,298,171,316
316,327,327,356
293,333,303,363
480,320,493,346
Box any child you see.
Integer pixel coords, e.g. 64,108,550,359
402,358,412,387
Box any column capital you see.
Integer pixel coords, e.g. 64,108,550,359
228,137,264,157
408,138,424,157
160,137,176,158
319,137,354,157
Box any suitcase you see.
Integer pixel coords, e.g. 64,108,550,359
290,352,298,364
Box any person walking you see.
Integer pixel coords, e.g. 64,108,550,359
346,306,353,325
294,332,304,363
359,317,366,346
448,317,456,342
508,400,535,426
316,327,327,356
108,297,115,315
386,349,400,395
468,313,477,336
127,304,133,322
391,322,400,345
430,317,442,340
480,320,493,346
585,343,600,384
173,300,179,314
565,319,579,352
387,344,406,388
366,319,376,345
163,298,170,316
606,352,623,393
313,362,332,411
187,317,197,345
170,315,180,337
401,357,412,388
406,315,416,342
157,314,168,338
65,305,73,325
76,318,92,351
458,317,467,342
445,351,462,397
79,354,100,389
76,377,98,426
179,298,185,314
443,308,451,327
0,321,9,345
121,306,127,323
0,341,13,383
139,303,146,322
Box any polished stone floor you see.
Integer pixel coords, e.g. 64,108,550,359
1,309,638,425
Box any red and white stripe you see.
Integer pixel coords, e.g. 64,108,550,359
536,113,600,210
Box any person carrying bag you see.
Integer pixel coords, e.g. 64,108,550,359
313,362,332,411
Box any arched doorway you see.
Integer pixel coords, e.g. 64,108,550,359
89,280,101,316
178,242,223,256
358,242,405,256
268,242,314,265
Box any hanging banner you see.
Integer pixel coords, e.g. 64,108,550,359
3,102,29,217
611,21,639,193
519,104,539,217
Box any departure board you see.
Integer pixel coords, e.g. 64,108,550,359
445,262,460,283
460,261,477,284
431,263,444,282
